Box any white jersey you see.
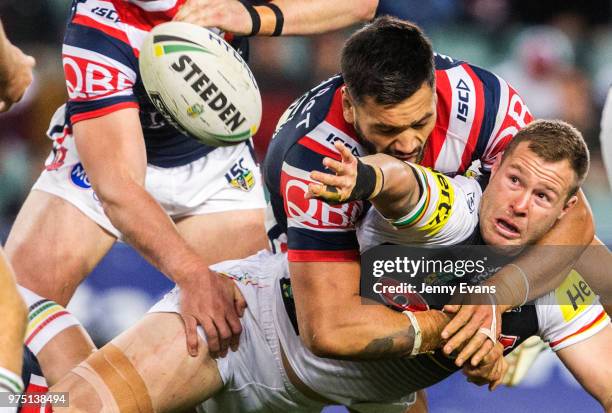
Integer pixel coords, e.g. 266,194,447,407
358,164,482,252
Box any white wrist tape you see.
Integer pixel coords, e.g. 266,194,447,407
403,310,422,356
478,294,498,343
507,263,530,306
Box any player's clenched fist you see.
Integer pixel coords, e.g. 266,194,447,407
175,0,253,35
307,141,384,204
0,23,35,112
462,342,508,391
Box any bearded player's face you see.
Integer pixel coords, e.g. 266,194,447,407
341,82,437,163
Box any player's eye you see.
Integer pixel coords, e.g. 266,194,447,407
412,123,425,130
536,192,549,202
509,175,520,185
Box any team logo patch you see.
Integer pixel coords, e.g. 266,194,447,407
187,103,204,118
70,163,91,189
225,157,255,192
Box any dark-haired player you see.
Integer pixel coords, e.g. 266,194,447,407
263,16,594,366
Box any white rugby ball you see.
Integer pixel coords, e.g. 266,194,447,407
139,22,261,146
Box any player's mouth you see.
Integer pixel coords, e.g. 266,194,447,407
392,148,422,162
494,217,521,240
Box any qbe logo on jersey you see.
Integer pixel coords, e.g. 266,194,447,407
280,169,362,231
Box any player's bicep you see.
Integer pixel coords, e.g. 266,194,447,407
74,108,147,196
556,326,612,407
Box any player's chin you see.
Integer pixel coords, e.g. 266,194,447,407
481,227,525,255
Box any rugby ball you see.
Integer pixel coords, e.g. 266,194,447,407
139,22,261,146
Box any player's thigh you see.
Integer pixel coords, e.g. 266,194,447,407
175,208,267,264
5,190,116,305
52,312,223,413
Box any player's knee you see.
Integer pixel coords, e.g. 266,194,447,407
56,344,154,413
51,372,103,413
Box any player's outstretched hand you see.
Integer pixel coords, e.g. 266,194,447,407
174,0,253,35
462,342,508,391
306,141,360,204
0,42,35,112
179,269,246,359
441,294,502,367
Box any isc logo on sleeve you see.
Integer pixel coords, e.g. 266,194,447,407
555,270,596,322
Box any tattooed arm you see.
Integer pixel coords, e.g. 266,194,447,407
290,260,451,360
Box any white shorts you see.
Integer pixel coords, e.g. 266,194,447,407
34,134,266,238
149,251,326,413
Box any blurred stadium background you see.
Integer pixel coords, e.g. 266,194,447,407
1,1,611,412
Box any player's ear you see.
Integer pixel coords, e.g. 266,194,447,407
490,153,503,177
558,194,578,219
341,86,356,124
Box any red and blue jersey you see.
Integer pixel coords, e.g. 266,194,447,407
58,0,249,167
263,54,533,262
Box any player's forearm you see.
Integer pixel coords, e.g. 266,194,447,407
270,0,378,35
484,191,594,310
0,249,27,374
304,303,450,360
98,180,207,284
361,154,421,220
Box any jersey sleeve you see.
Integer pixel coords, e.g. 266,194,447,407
357,165,481,251
62,2,140,125
536,270,611,352
281,144,363,262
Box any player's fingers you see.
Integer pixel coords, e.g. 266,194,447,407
322,157,346,175
233,285,247,317
305,183,326,199
201,317,220,358
442,305,475,344
226,311,242,353
183,315,199,357
443,304,461,314
213,316,232,358
333,140,355,164
491,360,508,391
310,171,345,188
455,333,490,367
470,338,494,367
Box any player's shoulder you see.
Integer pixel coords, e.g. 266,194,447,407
64,0,140,73
264,75,358,184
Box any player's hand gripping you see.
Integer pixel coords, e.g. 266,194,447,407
175,0,253,35
0,41,35,112
179,269,247,358
441,294,503,367
306,141,382,204
462,342,508,391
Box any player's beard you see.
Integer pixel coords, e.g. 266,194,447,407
353,121,376,155
353,120,425,163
